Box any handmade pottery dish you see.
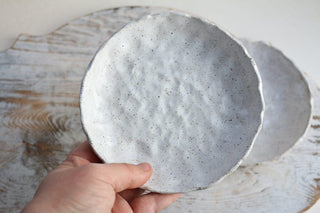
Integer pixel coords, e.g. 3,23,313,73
80,12,264,193
241,40,312,165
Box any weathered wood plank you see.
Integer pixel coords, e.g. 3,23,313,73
0,6,319,212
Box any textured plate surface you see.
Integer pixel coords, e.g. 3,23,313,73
80,12,264,193
241,40,312,165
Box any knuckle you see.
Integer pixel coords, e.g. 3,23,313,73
88,164,101,173
81,164,100,178
123,163,139,184
65,155,82,167
123,163,141,178
123,163,135,173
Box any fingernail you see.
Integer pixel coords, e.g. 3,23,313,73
137,163,151,172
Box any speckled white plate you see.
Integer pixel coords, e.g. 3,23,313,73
241,40,312,165
80,12,264,193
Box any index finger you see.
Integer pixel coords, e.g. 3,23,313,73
67,141,102,164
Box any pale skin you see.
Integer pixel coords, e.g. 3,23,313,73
22,142,181,213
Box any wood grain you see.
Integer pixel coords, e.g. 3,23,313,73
0,6,319,212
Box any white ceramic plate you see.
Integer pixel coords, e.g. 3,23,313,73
80,12,264,193
241,40,312,165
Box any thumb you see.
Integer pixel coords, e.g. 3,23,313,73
95,163,152,192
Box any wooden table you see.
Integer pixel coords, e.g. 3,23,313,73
0,6,319,212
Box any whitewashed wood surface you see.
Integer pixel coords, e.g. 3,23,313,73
0,6,319,212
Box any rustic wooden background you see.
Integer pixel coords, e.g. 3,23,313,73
0,6,319,212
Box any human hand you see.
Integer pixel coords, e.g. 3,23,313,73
22,142,181,213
